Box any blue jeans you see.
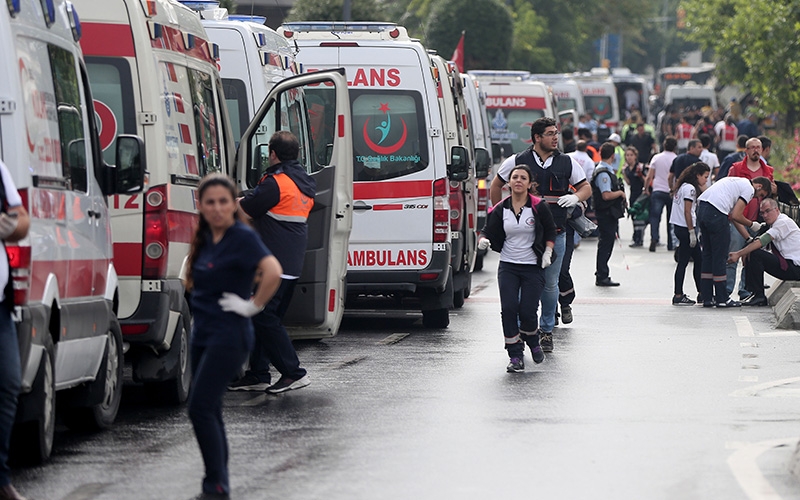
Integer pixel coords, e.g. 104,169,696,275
498,262,545,358
539,231,566,333
247,279,306,382
698,201,731,303
0,302,20,487
649,190,672,247
189,343,249,496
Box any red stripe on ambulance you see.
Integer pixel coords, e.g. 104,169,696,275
353,180,432,200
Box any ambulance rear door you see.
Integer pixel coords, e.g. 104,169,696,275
484,82,546,158
236,69,353,339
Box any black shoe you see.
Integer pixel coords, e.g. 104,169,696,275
629,242,643,248
716,299,742,308
742,295,768,307
672,294,696,305
649,241,656,252
539,330,553,352
228,374,269,391
561,305,573,324
595,277,620,287
266,375,310,394
507,357,525,373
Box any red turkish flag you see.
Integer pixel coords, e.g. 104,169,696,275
450,31,465,73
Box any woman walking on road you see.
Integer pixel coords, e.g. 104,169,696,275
622,146,647,246
184,174,282,498
480,165,557,373
670,162,710,305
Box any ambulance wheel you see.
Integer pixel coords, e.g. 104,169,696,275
152,313,192,405
63,319,123,430
463,272,472,299
422,308,449,328
474,253,484,271
453,289,465,309
10,332,56,465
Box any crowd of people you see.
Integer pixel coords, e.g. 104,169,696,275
480,101,800,375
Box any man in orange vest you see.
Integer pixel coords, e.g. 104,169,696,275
230,131,315,394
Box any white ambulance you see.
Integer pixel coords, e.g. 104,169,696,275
2,0,145,463
468,70,556,161
574,71,621,135
72,0,354,402
279,22,473,328
196,6,354,341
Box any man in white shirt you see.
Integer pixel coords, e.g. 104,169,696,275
698,134,720,183
568,140,596,180
643,136,678,252
728,197,800,306
697,175,771,307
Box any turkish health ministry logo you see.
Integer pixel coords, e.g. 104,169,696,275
363,102,407,155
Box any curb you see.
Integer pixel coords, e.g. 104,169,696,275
766,280,800,329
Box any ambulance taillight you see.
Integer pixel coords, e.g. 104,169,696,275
433,178,449,243
448,182,463,231
143,185,168,279
6,189,30,305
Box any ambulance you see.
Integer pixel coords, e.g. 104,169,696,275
196,6,354,341
2,0,145,463
467,70,556,161
73,0,354,402
574,71,621,135
279,22,473,328
428,53,481,308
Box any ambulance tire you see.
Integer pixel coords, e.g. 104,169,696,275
10,332,56,465
453,289,465,309
151,311,192,405
463,272,472,299
62,319,123,431
422,308,450,329
474,253,484,271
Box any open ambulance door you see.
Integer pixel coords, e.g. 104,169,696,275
235,68,353,339
558,109,579,148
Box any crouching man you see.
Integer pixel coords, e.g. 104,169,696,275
727,197,800,306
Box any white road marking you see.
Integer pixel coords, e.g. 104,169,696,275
729,377,800,397
740,342,759,348
735,316,755,337
758,331,800,337
727,437,797,500
739,376,759,382
377,333,409,345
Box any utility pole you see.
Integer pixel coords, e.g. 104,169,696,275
343,0,352,21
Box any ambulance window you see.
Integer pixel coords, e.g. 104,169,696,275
486,107,545,158
49,45,87,192
557,98,578,113
585,96,613,121
222,79,248,149
351,90,428,181
86,58,137,166
188,70,222,175
278,87,311,171
305,88,337,169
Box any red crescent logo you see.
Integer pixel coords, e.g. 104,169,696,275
363,117,407,155
94,100,118,151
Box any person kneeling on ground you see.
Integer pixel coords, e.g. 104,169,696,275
727,197,800,306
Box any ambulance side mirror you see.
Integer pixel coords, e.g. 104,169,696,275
474,148,491,179
114,135,146,194
448,145,469,182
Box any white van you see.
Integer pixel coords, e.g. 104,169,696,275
73,0,354,401
279,22,473,328
665,82,717,111
468,70,556,160
2,0,145,463
574,75,621,135
611,67,650,122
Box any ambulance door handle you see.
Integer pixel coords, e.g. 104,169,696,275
87,210,101,219
353,201,372,211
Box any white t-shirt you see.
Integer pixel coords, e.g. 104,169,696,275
669,182,697,227
498,150,587,187
648,150,676,193
0,161,23,301
698,176,754,214
767,213,800,266
567,150,596,181
500,204,537,265
700,149,720,172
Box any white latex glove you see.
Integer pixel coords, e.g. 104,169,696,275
477,237,490,251
0,213,18,240
689,230,697,248
218,292,263,318
541,247,554,268
557,193,580,208
750,221,763,232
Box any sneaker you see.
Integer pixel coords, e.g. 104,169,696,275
715,299,742,308
228,374,269,392
629,241,643,248
702,301,716,308
649,241,656,252
539,331,553,353
530,345,545,364
672,294,696,306
561,305,573,324
506,357,524,373
265,374,310,394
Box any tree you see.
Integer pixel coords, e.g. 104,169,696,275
287,0,386,22
507,2,553,72
219,0,236,13
425,0,513,70
681,0,800,130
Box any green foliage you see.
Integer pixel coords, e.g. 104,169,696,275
219,0,236,13
287,0,386,22
681,0,800,129
425,0,513,70
507,3,553,72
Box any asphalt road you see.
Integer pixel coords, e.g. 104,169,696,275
12,221,800,500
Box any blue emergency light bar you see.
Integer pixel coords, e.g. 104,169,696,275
228,15,267,25
282,22,398,32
